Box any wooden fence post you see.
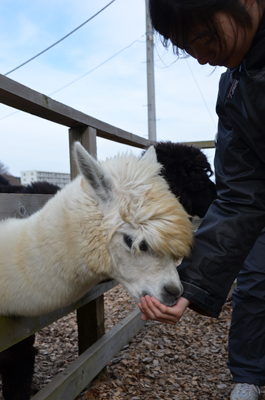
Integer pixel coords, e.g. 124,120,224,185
76,297,105,356
69,126,105,356
69,126,97,180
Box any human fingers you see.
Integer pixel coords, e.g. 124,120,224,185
151,296,190,317
138,296,186,325
138,296,164,320
138,296,190,323
138,305,177,325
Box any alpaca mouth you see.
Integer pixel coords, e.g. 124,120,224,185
163,297,179,307
161,283,183,306
139,285,182,307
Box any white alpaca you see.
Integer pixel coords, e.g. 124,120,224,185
0,143,193,317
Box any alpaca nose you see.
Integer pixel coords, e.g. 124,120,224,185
164,284,183,297
162,283,183,306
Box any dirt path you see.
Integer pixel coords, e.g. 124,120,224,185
1,285,264,400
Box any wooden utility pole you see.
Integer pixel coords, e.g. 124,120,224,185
145,0,157,142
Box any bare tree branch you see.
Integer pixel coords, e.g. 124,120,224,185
0,161,9,175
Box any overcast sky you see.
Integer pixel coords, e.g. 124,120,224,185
0,0,226,177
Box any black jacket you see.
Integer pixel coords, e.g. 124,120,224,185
178,13,265,318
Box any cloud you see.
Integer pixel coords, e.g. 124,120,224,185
0,0,223,177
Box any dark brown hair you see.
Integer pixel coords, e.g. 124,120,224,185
149,0,263,57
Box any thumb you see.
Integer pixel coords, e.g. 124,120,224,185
173,296,191,313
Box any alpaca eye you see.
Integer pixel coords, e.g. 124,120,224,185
124,234,133,249
139,240,148,252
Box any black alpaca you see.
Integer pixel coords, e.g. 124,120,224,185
0,175,60,400
0,336,37,400
0,175,60,195
144,141,217,218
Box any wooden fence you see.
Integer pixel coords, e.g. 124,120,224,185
0,73,215,399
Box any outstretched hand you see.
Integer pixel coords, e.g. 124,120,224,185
138,296,190,325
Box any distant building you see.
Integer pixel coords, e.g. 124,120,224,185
21,170,71,189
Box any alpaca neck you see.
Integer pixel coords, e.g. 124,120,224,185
30,177,112,280
0,177,112,316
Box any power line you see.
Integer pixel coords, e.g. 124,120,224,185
184,58,216,129
49,36,145,96
0,110,18,121
153,41,216,129
153,38,178,69
4,0,116,76
0,35,145,121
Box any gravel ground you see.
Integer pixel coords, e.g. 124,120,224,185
0,284,264,400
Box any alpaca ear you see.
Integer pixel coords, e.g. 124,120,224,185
141,145,157,163
73,142,113,203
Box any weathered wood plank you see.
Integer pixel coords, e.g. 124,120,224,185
77,297,105,356
0,75,215,150
0,193,53,219
69,130,106,360
0,74,150,149
0,280,118,352
181,140,215,149
69,126,97,180
31,308,145,400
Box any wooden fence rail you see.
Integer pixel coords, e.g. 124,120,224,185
0,73,215,399
0,74,151,149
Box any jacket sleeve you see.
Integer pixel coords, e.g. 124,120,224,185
178,70,265,318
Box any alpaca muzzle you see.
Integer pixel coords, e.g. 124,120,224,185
161,283,184,306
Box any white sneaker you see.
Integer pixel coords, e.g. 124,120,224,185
230,383,261,400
